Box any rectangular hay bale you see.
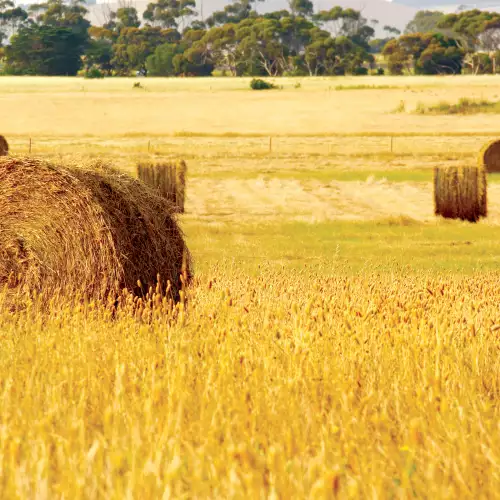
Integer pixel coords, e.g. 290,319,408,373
137,160,187,213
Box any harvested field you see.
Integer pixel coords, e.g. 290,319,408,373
185,177,500,223
3,76,500,498
187,178,431,222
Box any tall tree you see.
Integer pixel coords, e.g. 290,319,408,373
193,24,241,74
29,0,90,35
303,28,342,76
303,29,371,76
146,31,214,76
111,26,179,74
116,7,140,29
279,14,315,56
383,32,463,75
84,34,114,74
5,0,88,74
146,41,183,75
143,0,196,30
288,0,313,18
205,0,262,28
384,25,401,36
237,17,289,76
405,10,444,34
5,24,84,74
28,0,90,52
180,27,214,75
313,7,360,37
437,9,500,51
0,0,27,46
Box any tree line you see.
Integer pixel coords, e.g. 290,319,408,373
383,10,500,75
1,0,500,77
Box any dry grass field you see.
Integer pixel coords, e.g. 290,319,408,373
3,75,500,498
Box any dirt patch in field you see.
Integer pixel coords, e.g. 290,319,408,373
186,177,500,224
187,178,430,222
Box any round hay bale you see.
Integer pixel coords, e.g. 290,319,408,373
480,139,500,173
0,157,191,306
0,135,8,156
434,166,487,223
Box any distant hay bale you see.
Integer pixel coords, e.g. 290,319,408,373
0,157,191,307
480,139,500,173
434,166,487,222
0,135,8,156
137,160,187,213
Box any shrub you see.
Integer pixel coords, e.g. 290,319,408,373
84,67,105,79
250,78,275,90
388,59,404,75
352,67,369,76
394,100,406,113
415,97,500,115
415,101,425,113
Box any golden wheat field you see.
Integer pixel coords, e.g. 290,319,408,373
4,75,500,498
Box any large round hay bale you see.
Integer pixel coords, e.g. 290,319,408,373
480,140,500,173
434,166,487,222
0,157,190,306
0,135,8,156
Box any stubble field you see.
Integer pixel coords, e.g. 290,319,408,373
2,75,500,498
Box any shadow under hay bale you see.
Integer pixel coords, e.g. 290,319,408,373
0,135,8,156
0,157,191,308
137,160,187,213
480,140,500,173
434,166,487,223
